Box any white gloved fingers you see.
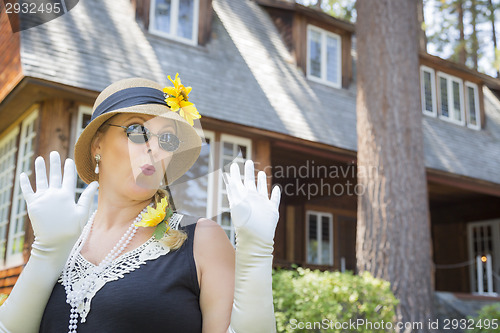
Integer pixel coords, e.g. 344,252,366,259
77,181,99,209
49,151,62,189
229,163,246,195
257,171,268,198
222,172,233,200
270,185,281,211
243,160,256,191
76,182,99,229
35,156,48,191
20,172,35,204
62,158,77,193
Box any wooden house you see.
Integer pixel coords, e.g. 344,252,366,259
1,0,500,302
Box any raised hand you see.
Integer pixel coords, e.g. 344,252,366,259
20,151,98,251
224,160,280,247
0,151,99,333
223,160,281,333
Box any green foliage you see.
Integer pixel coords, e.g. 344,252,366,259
0,294,8,306
272,267,398,332
295,0,356,22
466,303,500,333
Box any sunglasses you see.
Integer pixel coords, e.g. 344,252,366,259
108,124,181,152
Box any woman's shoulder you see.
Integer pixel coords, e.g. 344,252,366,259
193,217,229,242
192,217,234,258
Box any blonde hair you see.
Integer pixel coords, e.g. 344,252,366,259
154,188,187,250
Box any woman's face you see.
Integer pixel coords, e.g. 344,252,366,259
92,113,176,200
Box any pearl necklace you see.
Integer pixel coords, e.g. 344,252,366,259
61,205,151,333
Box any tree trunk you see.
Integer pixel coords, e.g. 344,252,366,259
315,0,322,9
417,0,427,52
488,0,500,77
470,0,479,70
356,0,434,332
457,0,467,65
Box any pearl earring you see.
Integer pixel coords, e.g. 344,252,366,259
94,154,101,174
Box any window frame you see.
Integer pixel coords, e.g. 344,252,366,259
465,81,481,130
420,65,437,117
73,106,98,213
217,134,252,245
149,0,200,46
5,110,39,268
436,71,466,126
306,24,342,89
305,210,334,266
201,130,215,219
0,127,20,269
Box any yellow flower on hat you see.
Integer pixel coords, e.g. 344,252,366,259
135,197,169,227
163,73,201,126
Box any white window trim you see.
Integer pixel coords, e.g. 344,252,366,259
465,81,481,130
149,0,200,46
202,130,215,219
437,71,465,126
76,106,93,140
217,134,252,245
73,106,98,212
420,65,437,117
0,127,20,269
467,219,500,295
6,110,38,268
306,24,342,89
306,210,334,266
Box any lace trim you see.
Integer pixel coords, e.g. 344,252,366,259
58,213,184,322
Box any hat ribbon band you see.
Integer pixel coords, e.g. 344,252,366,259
91,87,167,121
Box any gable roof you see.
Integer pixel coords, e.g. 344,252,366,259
16,0,500,186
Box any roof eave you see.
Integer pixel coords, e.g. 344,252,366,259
255,0,355,33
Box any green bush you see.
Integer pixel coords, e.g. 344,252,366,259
272,267,398,332
466,303,500,333
0,294,7,306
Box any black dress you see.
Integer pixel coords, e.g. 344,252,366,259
39,215,202,333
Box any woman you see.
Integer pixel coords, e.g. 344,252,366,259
0,77,280,332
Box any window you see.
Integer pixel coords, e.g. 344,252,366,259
218,134,252,244
307,25,342,88
150,0,199,45
467,220,500,294
0,128,19,267
306,211,333,265
420,66,437,116
74,106,98,212
437,72,465,125
0,110,39,268
169,130,215,218
465,82,481,130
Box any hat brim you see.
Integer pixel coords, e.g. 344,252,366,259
74,103,202,185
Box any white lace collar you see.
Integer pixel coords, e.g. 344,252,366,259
58,213,184,323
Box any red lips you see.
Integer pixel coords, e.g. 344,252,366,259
140,164,156,176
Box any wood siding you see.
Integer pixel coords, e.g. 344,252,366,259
0,3,23,104
432,222,470,292
0,266,23,294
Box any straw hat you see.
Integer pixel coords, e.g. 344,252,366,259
74,77,202,185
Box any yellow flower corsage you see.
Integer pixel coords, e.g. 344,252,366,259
134,197,173,240
163,73,201,126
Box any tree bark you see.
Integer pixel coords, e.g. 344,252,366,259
457,0,467,65
356,0,434,332
417,0,427,52
470,0,479,70
487,0,500,77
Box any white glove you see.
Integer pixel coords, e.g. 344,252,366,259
224,160,281,333
0,151,98,333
